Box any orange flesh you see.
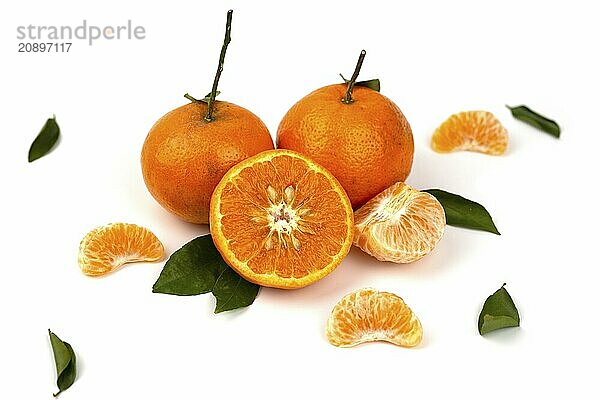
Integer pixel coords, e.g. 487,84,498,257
354,182,445,263
78,223,164,276
431,111,508,155
327,288,423,348
210,150,354,289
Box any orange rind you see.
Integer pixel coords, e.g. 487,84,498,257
209,149,354,289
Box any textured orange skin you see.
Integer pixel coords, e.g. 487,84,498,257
277,84,414,209
141,101,274,224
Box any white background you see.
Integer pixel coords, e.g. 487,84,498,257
2,0,599,398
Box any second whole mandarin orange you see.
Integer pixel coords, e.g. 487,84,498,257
276,51,414,209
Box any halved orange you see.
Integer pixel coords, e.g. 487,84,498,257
78,223,164,276
431,111,508,155
209,149,354,289
354,182,445,263
327,288,423,348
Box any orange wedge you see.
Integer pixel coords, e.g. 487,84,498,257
431,111,508,155
354,182,445,263
78,223,164,276
209,149,354,289
327,288,423,347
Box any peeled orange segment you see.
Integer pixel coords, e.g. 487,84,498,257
327,288,423,348
209,149,354,289
353,182,445,263
431,111,508,155
78,223,164,276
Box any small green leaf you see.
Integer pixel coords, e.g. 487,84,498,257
201,91,221,102
28,116,60,162
152,235,228,295
48,329,77,397
506,105,560,138
153,234,260,313
183,91,221,103
478,284,520,335
213,267,260,313
424,189,500,235
339,74,380,92
355,79,380,92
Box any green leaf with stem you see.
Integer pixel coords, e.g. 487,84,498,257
152,235,228,295
506,105,560,138
339,74,380,92
48,329,77,397
184,91,221,103
424,189,500,235
28,116,60,162
153,234,260,313
478,284,520,335
213,267,260,313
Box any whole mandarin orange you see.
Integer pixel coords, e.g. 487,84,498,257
141,100,273,224
140,10,274,224
277,64,413,209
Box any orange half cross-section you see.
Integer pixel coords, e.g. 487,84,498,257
210,149,354,289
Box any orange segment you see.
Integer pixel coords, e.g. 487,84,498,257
431,111,508,155
327,288,423,348
354,182,445,263
209,149,354,289
78,223,164,276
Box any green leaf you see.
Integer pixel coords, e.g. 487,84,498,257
506,105,560,138
424,189,500,235
478,284,520,335
355,79,380,92
152,235,228,295
184,91,221,103
213,267,260,313
153,234,260,313
339,74,380,92
28,116,60,162
48,329,77,397
201,91,221,102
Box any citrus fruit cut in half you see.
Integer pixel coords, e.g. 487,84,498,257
78,223,164,276
354,182,445,263
209,149,354,289
327,288,423,348
431,111,508,155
